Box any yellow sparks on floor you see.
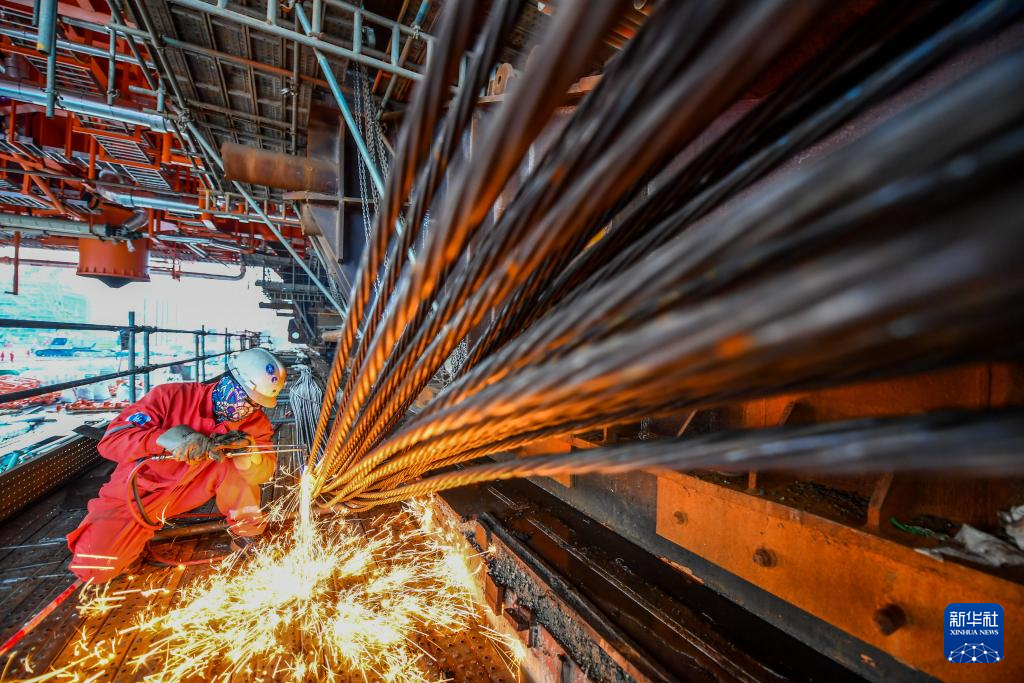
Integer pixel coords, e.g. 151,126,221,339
12,475,520,682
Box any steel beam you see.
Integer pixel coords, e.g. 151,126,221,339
654,471,1024,681
0,80,170,132
294,2,386,194
256,280,322,295
186,99,293,131
169,0,426,83
221,142,338,193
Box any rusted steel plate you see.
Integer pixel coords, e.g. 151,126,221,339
656,471,1024,681
221,142,338,193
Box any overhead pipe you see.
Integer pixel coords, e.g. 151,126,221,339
37,0,58,117
312,0,323,34
0,80,170,132
0,26,155,69
0,213,111,238
0,255,247,280
94,184,202,214
93,175,298,224
106,30,117,105
165,264,246,280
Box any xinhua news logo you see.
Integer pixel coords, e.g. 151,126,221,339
945,603,1003,664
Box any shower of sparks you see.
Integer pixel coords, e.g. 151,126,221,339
9,474,522,682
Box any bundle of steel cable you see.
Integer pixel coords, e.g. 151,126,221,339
343,411,1024,509
305,0,1024,508
288,364,323,458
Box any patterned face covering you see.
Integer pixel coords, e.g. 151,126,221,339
212,374,256,423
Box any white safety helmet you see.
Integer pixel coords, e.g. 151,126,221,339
227,348,286,408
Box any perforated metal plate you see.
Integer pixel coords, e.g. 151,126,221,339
0,437,101,524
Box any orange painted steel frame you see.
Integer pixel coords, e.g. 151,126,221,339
0,0,310,264
524,364,1024,680
655,472,1023,682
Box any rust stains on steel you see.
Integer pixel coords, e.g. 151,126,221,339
220,142,340,194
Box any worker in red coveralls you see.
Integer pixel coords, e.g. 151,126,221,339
66,348,287,583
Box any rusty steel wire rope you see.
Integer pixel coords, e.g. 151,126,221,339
328,178,1024,506
325,53,1024,502
307,0,1024,508
317,0,628,486
321,0,829,493
343,412,1024,509
306,0,488,469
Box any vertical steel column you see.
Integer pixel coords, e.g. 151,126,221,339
266,0,278,26
37,0,58,117
294,3,385,194
193,331,201,381
224,328,230,368
143,330,152,394
127,311,137,403
106,30,117,105
353,8,362,54
200,325,207,381
312,0,323,35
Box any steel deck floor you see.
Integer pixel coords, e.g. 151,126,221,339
0,416,514,682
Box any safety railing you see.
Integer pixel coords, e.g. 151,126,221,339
0,314,260,405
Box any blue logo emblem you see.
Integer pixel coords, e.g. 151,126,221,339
126,412,151,427
265,363,275,374
946,603,1003,663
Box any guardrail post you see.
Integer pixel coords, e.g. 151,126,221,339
200,325,207,381
193,330,201,382
0,321,253,405
143,330,152,395
127,311,137,403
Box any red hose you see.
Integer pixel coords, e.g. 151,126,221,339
126,458,227,530
0,579,83,656
125,459,163,531
126,457,234,567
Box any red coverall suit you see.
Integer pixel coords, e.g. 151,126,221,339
66,382,275,583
